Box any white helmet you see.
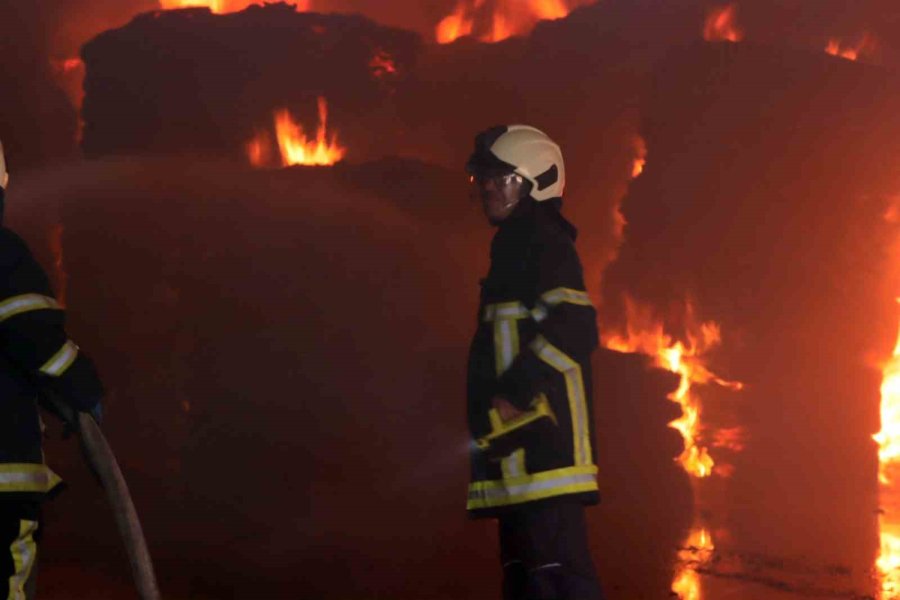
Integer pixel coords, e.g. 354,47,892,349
466,125,565,201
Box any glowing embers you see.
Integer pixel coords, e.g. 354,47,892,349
603,296,743,478
158,0,310,13
436,0,577,44
672,527,715,600
703,4,743,43
825,33,877,62
369,49,398,80
246,97,346,168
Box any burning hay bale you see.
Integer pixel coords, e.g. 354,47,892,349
80,3,421,160
604,40,900,592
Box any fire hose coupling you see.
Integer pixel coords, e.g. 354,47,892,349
475,393,558,455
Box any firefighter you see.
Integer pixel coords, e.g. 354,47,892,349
465,125,604,599
0,140,104,600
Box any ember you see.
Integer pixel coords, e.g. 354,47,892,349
703,4,743,43
825,33,877,62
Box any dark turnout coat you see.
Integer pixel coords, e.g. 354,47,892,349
0,188,103,503
466,200,599,517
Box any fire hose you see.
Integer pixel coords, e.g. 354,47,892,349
47,397,161,600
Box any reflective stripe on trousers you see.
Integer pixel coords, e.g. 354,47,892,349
5,519,38,600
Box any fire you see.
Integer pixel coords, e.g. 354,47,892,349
603,296,743,478
631,135,647,180
875,302,900,597
436,3,475,44
158,0,310,13
672,527,715,600
246,97,346,167
703,4,743,43
436,0,577,44
825,33,877,62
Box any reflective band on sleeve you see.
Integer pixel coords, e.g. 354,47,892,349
8,519,39,600
0,464,63,494
539,287,593,308
467,465,598,510
529,335,592,466
0,294,60,323
39,340,79,377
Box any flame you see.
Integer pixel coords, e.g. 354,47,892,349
436,0,577,44
436,3,475,44
631,135,647,179
49,58,86,144
672,527,715,600
875,301,900,597
246,97,346,167
603,296,743,478
825,33,877,62
158,0,310,13
49,224,67,308
703,4,743,43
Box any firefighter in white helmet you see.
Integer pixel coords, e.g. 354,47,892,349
0,140,105,600
465,125,604,599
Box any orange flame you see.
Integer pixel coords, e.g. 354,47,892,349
703,4,743,43
825,33,877,62
158,0,310,13
873,199,900,597
672,527,715,599
436,0,575,44
246,97,346,167
875,301,900,597
436,2,475,44
603,296,743,478
631,135,647,180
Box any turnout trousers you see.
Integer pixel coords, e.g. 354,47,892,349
499,499,604,600
0,501,40,600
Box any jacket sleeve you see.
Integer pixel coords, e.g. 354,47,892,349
495,235,598,410
0,227,103,412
